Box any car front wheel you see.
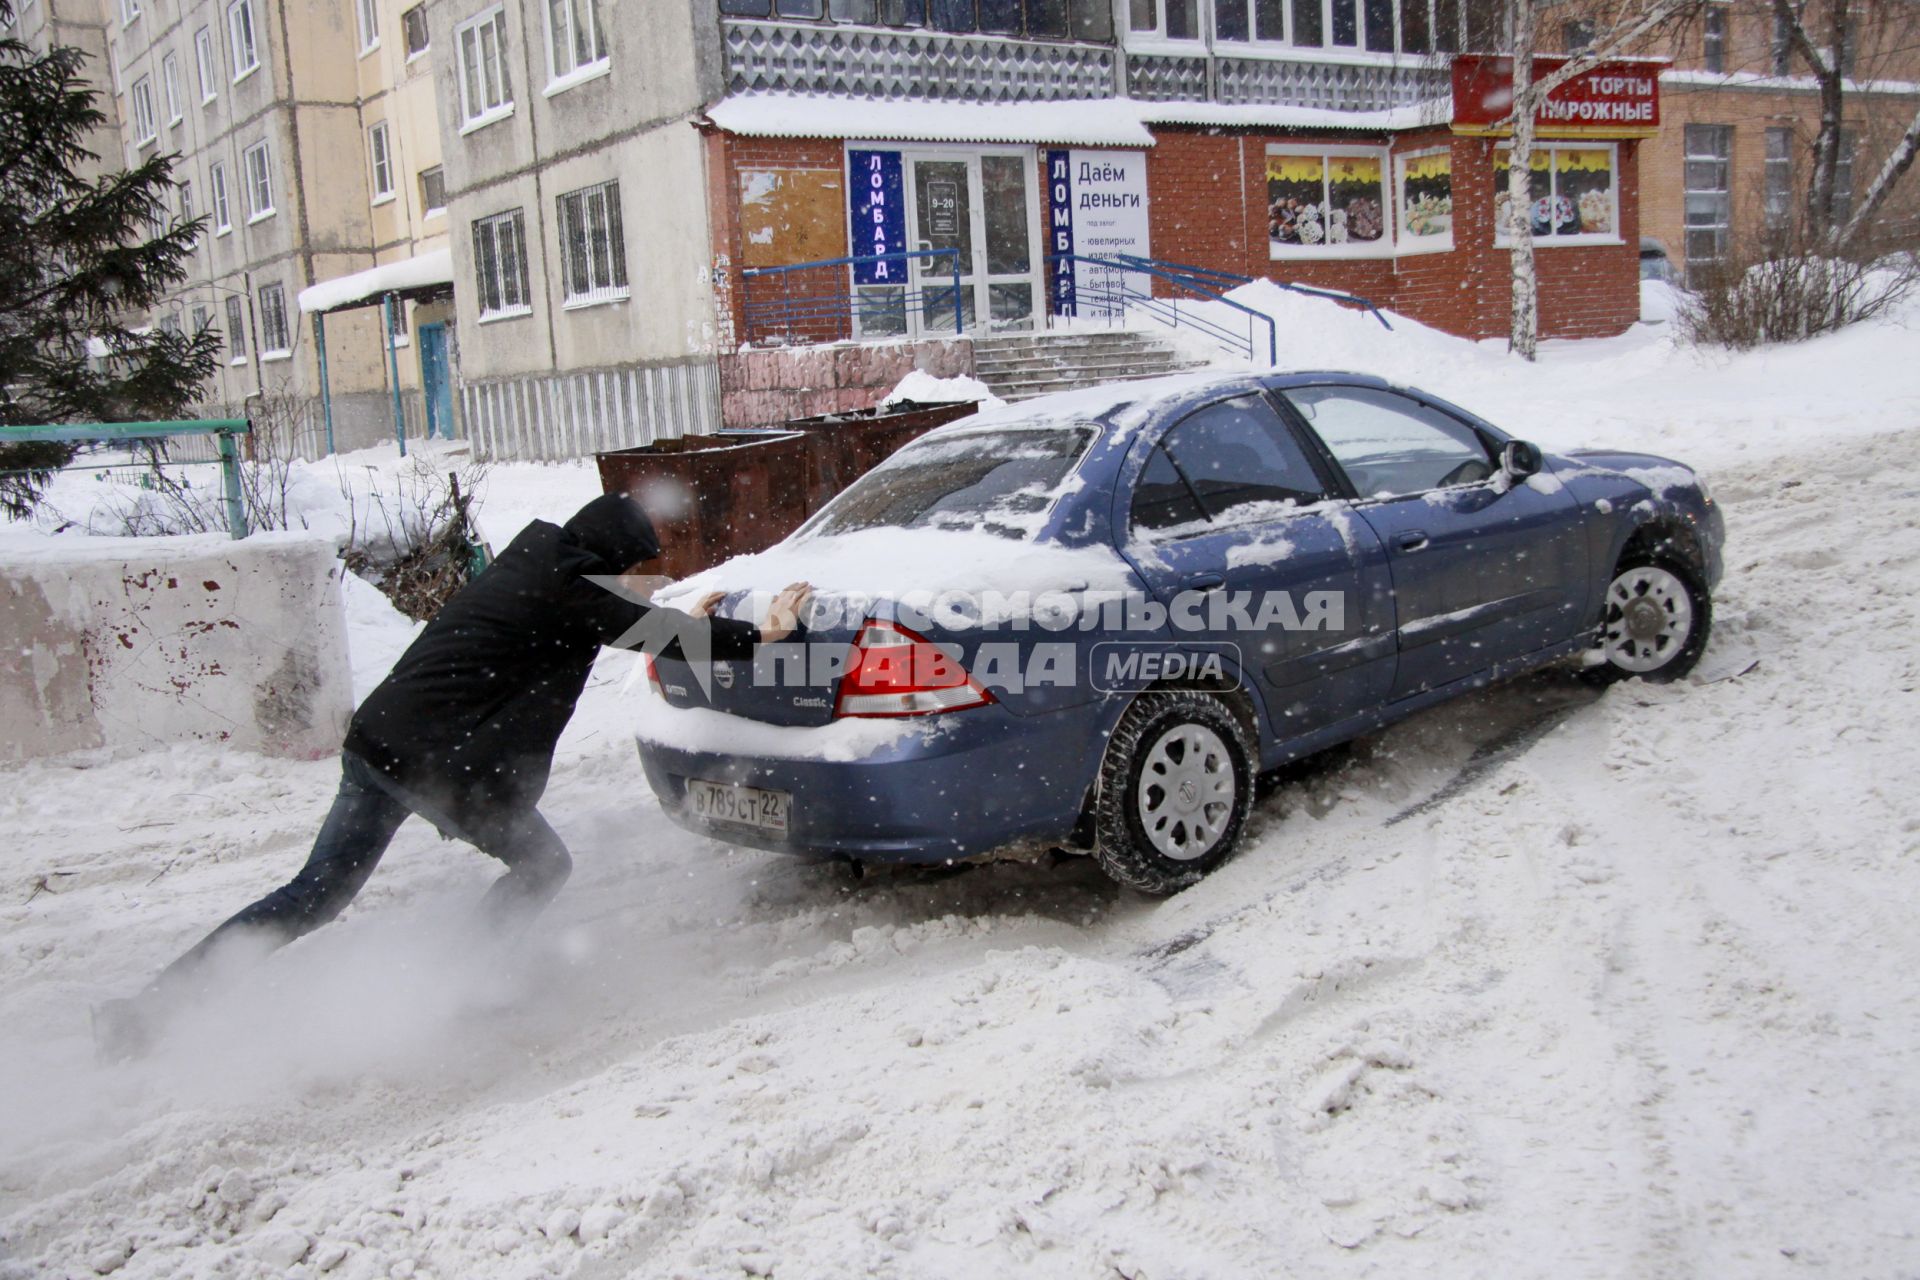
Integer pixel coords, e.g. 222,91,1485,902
1092,691,1256,895
1586,554,1711,684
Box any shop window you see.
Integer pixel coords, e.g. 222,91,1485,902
1395,147,1452,253
1492,143,1618,245
474,208,532,318
1682,125,1731,269
1764,126,1792,228
1267,146,1389,258
1703,7,1724,73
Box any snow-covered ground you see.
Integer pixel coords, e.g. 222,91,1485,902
3,297,1919,1279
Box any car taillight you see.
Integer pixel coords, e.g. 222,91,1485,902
835,620,993,718
643,653,662,694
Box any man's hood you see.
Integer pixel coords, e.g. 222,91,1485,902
562,493,661,569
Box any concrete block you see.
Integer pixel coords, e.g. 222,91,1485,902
0,533,353,762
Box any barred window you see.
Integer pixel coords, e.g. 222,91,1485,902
556,180,628,305
258,283,291,356
473,208,532,318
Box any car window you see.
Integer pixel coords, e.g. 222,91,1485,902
1283,386,1493,499
805,426,1094,541
1131,394,1328,535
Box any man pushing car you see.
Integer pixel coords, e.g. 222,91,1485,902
95,492,810,1060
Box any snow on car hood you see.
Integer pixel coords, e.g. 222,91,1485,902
659,527,1139,630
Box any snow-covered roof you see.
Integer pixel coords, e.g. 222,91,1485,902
1137,98,1451,132
297,248,455,315
708,93,1459,143
707,95,1156,147
1661,68,1920,95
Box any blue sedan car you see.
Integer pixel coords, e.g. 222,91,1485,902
637,371,1723,893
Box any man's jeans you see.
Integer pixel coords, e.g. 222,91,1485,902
147,752,571,1000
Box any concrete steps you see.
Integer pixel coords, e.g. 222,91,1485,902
971,331,1206,402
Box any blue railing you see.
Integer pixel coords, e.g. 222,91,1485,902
1050,253,1280,366
0,418,253,537
740,249,963,346
1048,253,1394,366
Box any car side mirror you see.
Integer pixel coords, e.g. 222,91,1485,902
1501,440,1543,481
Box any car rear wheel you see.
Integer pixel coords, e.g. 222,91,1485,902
1092,691,1256,895
1584,554,1711,684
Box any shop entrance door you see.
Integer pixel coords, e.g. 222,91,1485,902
869,148,1039,341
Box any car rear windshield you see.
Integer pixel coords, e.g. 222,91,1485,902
804,426,1096,541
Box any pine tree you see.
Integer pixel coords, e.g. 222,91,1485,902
0,0,221,518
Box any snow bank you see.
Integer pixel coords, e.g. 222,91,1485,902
878,371,1002,412
1640,279,1685,324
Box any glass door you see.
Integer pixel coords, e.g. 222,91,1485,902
980,152,1036,332
910,158,975,336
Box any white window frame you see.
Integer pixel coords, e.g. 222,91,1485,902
1393,146,1453,255
1702,6,1726,74
369,122,395,203
162,52,183,124
179,179,194,221
355,0,380,54
473,207,533,320
1763,126,1792,228
543,0,610,94
210,160,232,233
225,295,247,363
1492,141,1622,248
1682,125,1731,270
130,75,157,146
258,283,291,359
1265,143,1395,260
228,0,260,82
556,179,629,307
402,3,430,58
243,139,275,222
195,26,219,102
1202,0,1450,55
455,6,515,132
119,0,139,28
418,165,446,217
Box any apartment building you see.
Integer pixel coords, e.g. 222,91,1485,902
1635,0,1920,280
6,0,122,182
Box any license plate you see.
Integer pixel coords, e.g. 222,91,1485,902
687,779,790,833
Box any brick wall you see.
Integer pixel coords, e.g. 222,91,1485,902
1146,126,1640,341
707,132,852,348
719,338,975,428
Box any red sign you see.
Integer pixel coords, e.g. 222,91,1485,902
1452,54,1664,137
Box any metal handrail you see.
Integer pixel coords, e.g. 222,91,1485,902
0,418,253,538
1053,253,1395,357
741,249,965,344
1050,253,1280,366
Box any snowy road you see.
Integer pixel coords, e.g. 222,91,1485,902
4,417,1918,1278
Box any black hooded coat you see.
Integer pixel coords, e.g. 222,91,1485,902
343,494,758,828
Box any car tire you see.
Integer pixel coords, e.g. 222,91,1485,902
1582,552,1712,685
1091,691,1257,895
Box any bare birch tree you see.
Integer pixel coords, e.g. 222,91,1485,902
1769,0,1920,251
1497,0,1706,359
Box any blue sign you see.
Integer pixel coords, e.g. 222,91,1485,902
1047,149,1076,316
849,150,905,286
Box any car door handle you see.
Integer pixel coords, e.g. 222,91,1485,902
1395,530,1430,552
1185,572,1226,592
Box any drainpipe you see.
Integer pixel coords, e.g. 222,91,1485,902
383,292,407,457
